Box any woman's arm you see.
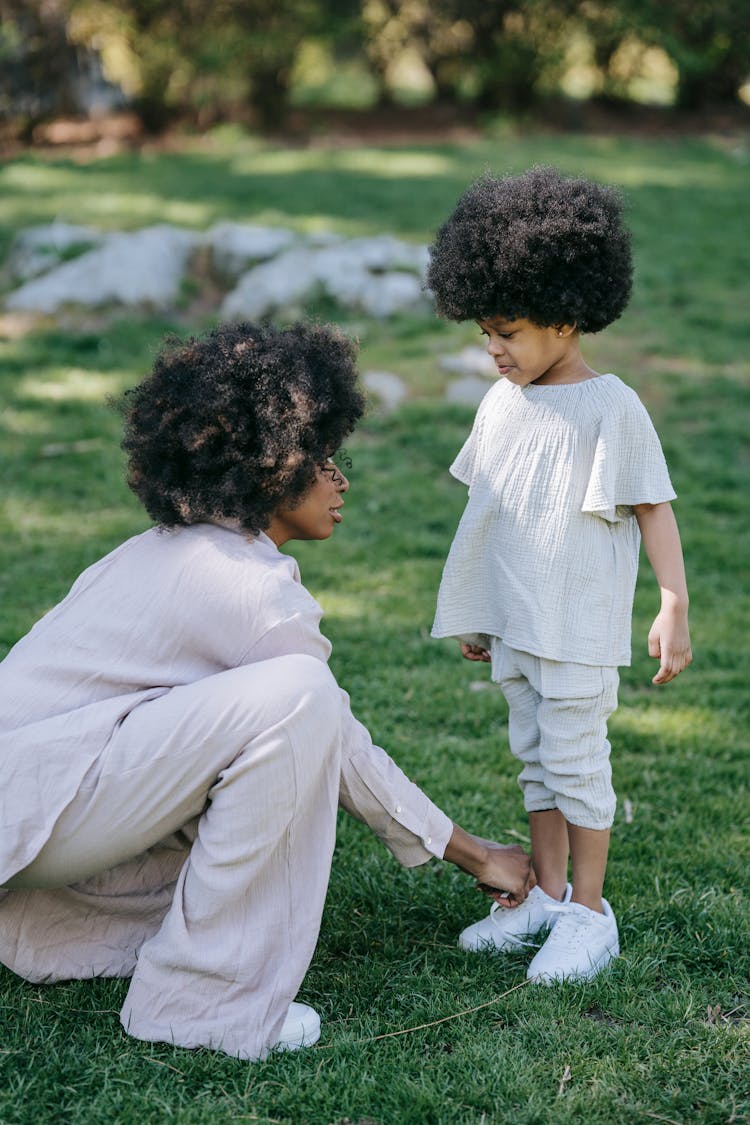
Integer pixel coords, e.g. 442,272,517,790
443,824,535,906
634,501,692,684
245,572,535,902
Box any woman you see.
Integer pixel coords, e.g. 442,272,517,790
0,321,534,1060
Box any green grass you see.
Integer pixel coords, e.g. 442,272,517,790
0,129,749,1124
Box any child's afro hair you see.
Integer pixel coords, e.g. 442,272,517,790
427,166,633,332
119,321,364,535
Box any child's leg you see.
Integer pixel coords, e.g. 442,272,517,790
524,662,620,981
457,646,571,953
529,809,569,902
494,646,569,898
535,662,618,911
567,824,610,914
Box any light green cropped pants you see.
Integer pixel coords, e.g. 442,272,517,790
491,640,619,831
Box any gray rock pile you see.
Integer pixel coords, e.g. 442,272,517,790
2,222,499,410
3,221,432,320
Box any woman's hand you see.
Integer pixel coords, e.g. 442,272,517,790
474,842,537,908
442,825,535,907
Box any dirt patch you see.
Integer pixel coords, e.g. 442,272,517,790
3,99,748,162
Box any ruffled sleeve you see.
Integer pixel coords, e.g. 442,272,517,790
581,385,676,523
449,392,490,486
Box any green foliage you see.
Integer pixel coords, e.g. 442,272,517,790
4,0,749,132
361,0,581,110
68,0,363,130
0,0,81,124
580,0,750,108
0,131,749,1123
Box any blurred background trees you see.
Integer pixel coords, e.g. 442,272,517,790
1,0,748,136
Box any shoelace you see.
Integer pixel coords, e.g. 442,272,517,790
486,891,551,948
542,903,598,950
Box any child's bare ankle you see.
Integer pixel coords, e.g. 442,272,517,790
539,880,568,902
570,892,604,914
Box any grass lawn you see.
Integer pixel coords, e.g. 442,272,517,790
0,127,748,1124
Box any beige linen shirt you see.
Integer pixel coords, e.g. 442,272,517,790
432,374,676,666
0,524,452,886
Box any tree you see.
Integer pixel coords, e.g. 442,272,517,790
68,0,363,130
0,0,82,124
362,0,579,112
581,0,750,108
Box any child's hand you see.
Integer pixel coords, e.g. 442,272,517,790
648,605,692,684
460,641,491,663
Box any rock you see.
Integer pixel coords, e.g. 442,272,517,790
220,247,322,320
414,244,431,280
221,243,430,320
320,262,373,307
444,375,492,406
305,230,346,248
206,222,296,282
312,244,373,305
357,272,427,318
4,221,434,322
439,346,496,377
6,222,104,282
344,235,428,275
363,370,407,411
5,225,201,313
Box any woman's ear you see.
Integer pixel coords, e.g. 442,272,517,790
555,323,578,338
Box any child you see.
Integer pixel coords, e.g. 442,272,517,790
428,167,692,983
0,320,534,1059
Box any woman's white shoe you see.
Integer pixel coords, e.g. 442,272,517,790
274,1001,321,1050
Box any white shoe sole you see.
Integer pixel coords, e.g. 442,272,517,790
528,941,619,985
458,926,548,953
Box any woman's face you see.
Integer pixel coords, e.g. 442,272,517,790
266,460,349,547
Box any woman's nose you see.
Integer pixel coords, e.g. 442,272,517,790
338,471,350,492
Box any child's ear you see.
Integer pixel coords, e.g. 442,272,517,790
554,323,578,338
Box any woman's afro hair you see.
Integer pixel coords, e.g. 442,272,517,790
427,166,633,333
119,321,365,535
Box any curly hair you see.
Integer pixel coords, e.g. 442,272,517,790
119,321,365,535
427,166,633,332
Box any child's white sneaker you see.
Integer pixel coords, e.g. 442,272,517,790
458,883,572,952
526,898,619,983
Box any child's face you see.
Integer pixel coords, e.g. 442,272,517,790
266,460,349,547
477,316,582,387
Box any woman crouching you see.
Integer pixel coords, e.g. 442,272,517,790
0,321,533,1060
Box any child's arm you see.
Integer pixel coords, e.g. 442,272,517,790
634,501,692,684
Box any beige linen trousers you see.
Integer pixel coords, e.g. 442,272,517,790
0,525,452,1060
